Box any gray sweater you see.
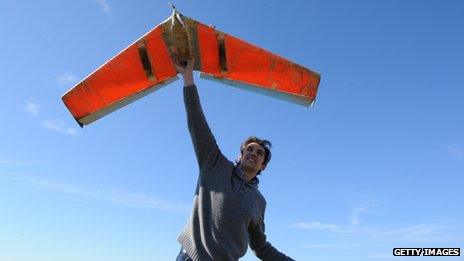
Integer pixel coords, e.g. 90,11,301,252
177,85,294,261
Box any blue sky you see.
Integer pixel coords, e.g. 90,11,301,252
1,0,463,260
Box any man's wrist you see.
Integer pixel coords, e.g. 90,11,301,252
183,75,194,86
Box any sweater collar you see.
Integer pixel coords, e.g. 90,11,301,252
234,165,259,189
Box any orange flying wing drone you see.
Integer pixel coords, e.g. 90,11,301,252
62,8,321,127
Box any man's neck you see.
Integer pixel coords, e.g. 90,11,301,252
239,166,257,182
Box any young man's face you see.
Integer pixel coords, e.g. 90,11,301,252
239,142,267,175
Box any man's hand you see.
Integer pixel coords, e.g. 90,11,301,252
174,58,195,87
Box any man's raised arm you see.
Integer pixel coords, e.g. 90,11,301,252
175,59,227,172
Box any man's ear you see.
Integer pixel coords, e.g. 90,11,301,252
260,164,267,171
237,155,242,164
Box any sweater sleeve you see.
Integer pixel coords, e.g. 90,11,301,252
249,219,295,261
183,85,227,172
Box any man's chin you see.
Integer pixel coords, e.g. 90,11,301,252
241,163,258,172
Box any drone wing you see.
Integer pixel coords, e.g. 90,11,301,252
62,12,320,127
62,24,179,127
195,22,320,107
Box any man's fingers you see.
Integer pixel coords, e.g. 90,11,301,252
187,57,195,69
175,64,184,73
173,57,195,74
174,58,185,73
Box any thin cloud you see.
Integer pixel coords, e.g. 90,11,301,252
375,224,443,242
94,0,112,16
368,253,393,259
25,101,41,116
42,119,79,136
23,102,78,136
0,158,45,166
291,222,340,232
301,243,367,249
350,206,367,226
291,206,367,233
57,72,77,86
23,178,190,213
292,203,461,251
295,220,459,245
291,205,449,241
447,144,464,162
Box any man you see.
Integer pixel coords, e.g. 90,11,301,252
175,59,295,261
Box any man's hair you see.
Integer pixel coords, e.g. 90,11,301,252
236,136,272,175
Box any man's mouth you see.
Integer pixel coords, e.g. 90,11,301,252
246,158,256,164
